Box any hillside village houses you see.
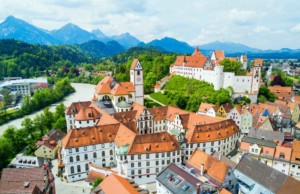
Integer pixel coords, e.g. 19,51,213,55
169,47,262,103
58,54,300,193
60,59,241,184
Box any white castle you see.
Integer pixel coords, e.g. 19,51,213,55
169,48,263,102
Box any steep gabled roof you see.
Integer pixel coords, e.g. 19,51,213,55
65,101,91,115
130,59,140,70
187,148,229,183
99,174,139,194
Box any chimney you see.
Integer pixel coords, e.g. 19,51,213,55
169,174,173,181
200,164,204,176
196,183,201,194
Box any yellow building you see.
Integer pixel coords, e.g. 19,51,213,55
216,102,233,119
35,129,65,159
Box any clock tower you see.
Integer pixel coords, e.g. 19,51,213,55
130,59,144,105
251,59,262,93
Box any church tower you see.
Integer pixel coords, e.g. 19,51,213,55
251,59,263,93
130,59,144,105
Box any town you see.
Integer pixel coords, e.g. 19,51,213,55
1,1,300,194
1,45,300,194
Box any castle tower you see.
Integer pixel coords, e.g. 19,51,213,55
130,59,144,105
251,59,263,93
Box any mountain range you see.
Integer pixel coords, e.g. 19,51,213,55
0,15,299,57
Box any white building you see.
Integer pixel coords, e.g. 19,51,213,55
0,77,48,96
226,106,242,128
115,132,182,185
61,122,118,182
170,48,262,102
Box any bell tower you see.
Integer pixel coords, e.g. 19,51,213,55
251,59,262,93
130,59,144,105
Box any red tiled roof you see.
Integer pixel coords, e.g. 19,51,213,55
187,148,229,183
127,132,180,155
99,174,139,194
65,101,91,115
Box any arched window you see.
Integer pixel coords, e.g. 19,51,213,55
85,163,89,171
84,154,88,160
110,150,113,155
77,165,81,173
76,155,80,161
70,166,74,174
118,96,126,102
102,95,110,101
102,151,105,157
93,152,97,158
70,156,73,163
102,159,106,167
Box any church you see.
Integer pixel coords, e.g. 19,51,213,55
92,59,144,112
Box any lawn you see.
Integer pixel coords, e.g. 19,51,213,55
144,98,161,108
150,92,175,105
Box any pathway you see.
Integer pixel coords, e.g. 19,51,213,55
145,94,165,106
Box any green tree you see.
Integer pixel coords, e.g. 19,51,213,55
21,118,35,140
91,177,103,191
220,59,247,75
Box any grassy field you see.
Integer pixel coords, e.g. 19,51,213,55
144,98,161,108
150,92,175,105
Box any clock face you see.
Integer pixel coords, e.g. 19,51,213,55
137,77,141,82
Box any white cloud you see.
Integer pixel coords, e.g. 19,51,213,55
254,26,270,33
229,9,256,25
0,0,300,49
291,23,300,33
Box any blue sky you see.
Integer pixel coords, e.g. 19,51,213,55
0,0,300,49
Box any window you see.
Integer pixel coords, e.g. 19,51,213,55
146,154,149,159
110,150,113,155
93,145,96,149
156,161,159,165
138,155,141,159
146,169,150,173
101,144,105,148
102,151,105,157
131,170,135,175
155,153,159,158
156,168,159,173
84,147,87,151
138,162,141,167
131,155,134,160
162,160,165,165
131,163,134,167
85,163,89,171
76,155,80,161
70,156,73,163
85,154,88,160
147,161,150,166
77,165,81,173
69,149,72,154
70,166,74,174
162,153,165,157
137,71,140,76
93,152,97,158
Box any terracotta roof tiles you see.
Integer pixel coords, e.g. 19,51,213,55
127,132,180,155
99,174,139,194
187,148,229,183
